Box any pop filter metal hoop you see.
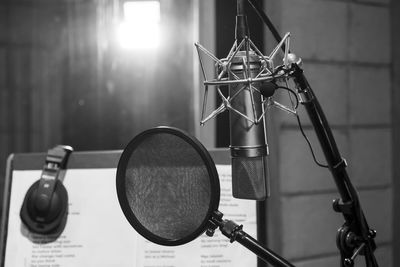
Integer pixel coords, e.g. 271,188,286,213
116,126,220,246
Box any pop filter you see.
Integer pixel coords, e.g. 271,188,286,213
116,126,220,246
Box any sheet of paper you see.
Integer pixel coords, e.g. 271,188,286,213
4,165,257,267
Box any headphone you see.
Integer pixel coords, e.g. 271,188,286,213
20,145,73,235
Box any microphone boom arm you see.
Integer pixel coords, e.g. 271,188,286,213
245,2,379,266
290,64,378,267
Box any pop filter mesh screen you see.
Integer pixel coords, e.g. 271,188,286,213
122,132,213,242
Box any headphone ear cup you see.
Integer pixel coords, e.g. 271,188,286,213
20,180,68,235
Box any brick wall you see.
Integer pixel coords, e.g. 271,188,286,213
265,0,393,266
392,2,400,266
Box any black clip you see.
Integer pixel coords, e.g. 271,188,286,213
333,198,354,215
333,157,347,171
207,211,224,237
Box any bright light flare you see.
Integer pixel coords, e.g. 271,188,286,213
117,1,161,50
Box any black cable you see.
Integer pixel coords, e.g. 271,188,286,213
284,80,297,110
275,85,299,109
295,113,329,168
274,83,328,168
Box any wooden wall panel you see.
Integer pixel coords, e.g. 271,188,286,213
0,0,200,216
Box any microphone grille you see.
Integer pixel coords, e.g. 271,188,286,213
231,156,268,200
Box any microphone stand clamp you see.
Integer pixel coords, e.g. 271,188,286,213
334,200,377,267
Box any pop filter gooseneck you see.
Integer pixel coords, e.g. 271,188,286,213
116,126,294,267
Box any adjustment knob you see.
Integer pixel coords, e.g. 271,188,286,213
344,258,354,267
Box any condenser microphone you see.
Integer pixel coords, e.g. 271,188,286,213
195,0,284,200
229,54,269,201
229,0,269,200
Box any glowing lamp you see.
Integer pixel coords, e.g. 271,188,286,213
118,1,161,50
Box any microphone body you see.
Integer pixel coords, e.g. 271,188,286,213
229,51,269,200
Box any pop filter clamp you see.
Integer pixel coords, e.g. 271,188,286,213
196,0,379,266
207,210,295,267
